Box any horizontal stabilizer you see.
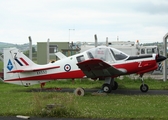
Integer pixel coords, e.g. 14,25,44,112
55,52,67,59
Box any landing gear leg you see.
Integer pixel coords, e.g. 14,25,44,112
102,77,118,93
139,74,149,92
111,80,118,90
40,82,46,89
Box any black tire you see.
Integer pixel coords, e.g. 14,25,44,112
140,84,149,92
111,81,118,90
102,84,112,93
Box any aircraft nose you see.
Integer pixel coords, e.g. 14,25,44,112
156,55,167,62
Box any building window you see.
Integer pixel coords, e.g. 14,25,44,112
49,45,58,53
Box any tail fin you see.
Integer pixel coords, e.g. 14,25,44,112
3,47,35,85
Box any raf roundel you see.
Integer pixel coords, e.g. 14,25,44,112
64,64,71,72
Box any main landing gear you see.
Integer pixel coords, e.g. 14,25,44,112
101,75,149,93
102,77,118,93
139,74,149,92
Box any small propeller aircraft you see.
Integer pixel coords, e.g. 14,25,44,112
1,46,166,94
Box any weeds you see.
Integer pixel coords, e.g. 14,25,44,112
31,92,80,117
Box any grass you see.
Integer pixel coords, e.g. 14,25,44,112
1,76,168,119
76,95,168,119
116,75,168,90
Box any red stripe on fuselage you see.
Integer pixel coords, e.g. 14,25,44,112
4,70,85,82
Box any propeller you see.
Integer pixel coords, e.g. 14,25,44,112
156,47,167,63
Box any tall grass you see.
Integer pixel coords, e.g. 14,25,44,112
31,92,80,118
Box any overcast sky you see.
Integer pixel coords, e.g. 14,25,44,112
0,0,168,44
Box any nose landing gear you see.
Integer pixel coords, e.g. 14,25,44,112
139,74,149,92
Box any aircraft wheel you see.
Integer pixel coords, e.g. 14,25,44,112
140,84,149,92
112,81,118,90
74,87,85,96
102,84,112,93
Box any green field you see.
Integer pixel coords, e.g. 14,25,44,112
0,77,168,119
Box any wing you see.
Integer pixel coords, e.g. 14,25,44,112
8,66,60,73
77,59,126,78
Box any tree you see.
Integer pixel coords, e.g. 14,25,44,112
32,47,36,53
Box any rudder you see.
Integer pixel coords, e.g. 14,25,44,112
3,47,35,85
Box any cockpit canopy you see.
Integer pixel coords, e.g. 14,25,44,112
86,46,129,62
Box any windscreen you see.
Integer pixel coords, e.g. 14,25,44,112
110,48,128,60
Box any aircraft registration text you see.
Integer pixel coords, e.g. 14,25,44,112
37,70,47,75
